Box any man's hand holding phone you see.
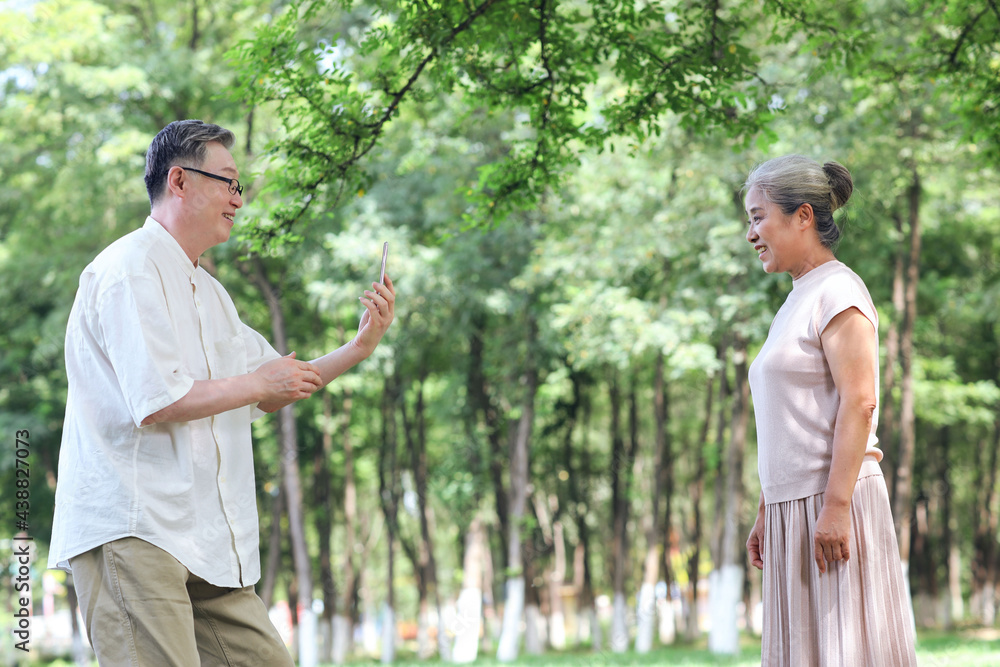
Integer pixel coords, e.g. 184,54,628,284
355,242,395,356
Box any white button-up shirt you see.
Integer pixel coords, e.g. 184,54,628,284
48,217,280,587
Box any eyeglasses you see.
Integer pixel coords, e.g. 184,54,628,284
180,166,243,196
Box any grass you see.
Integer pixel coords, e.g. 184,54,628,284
25,629,1000,666
352,635,764,665
339,628,1000,666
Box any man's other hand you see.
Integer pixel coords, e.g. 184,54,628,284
255,352,322,412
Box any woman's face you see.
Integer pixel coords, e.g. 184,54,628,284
745,187,802,275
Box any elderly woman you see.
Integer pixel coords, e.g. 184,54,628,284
743,155,918,666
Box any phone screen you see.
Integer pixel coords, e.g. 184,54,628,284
379,242,389,284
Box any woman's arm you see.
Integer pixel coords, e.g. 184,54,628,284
814,306,878,573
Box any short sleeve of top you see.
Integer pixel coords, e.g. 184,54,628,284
241,322,281,421
94,273,196,426
748,260,882,504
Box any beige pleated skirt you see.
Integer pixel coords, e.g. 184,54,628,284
762,467,918,667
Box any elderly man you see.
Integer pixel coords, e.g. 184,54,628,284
48,119,395,665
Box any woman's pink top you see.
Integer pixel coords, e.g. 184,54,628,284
749,260,883,504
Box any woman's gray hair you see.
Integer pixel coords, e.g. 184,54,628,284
144,120,236,206
743,154,853,249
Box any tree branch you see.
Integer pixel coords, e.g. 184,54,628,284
765,0,841,34
947,8,988,69
530,0,556,172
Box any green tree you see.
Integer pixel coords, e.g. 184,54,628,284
228,0,777,249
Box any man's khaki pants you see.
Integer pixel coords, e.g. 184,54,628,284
70,537,294,666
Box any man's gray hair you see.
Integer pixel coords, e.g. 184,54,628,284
144,120,236,206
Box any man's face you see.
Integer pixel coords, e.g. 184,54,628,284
185,141,243,249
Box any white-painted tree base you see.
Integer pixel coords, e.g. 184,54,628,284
331,614,351,665
708,565,741,655
575,607,591,645
590,606,603,652
610,592,628,653
524,604,542,655
549,610,566,650
634,582,656,653
452,587,482,663
981,586,997,626
438,609,453,663
362,609,378,656
657,597,676,645
318,616,332,664
298,608,318,667
380,604,396,664
496,577,525,662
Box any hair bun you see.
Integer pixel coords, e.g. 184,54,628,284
823,161,853,211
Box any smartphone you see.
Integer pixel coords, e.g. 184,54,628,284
379,241,389,284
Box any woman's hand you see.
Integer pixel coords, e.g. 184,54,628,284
746,492,766,570
814,500,852,574
747,516,766,571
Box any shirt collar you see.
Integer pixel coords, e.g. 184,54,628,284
791,259,841,290
143,216,200,277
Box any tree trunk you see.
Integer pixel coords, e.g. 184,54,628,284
260,481,284,611
709,340,749,656
710,341,731,568
453,517,487,663
333,383,357,665
385,374,436,659
912,493,938,627
188,0,199,50
315,392,337,663
496,317,538,662
528,490,566,651
686,373,714,640
67,575,88,666
400,380,432,660
247,257,316,667
378,378,399,663
358,586,378,657
279,403,316,665
972,420,1000,624
287,574,299,662
523,549,543,655
657,358,676,647
480,524,498,655
637,355,668,653
548,513,567,650
939,427,961,628
893,169,922,624
879,210,906,497
607,373,626,652
609,372,639,652
404,376,449,660
468,313,510,567
564,370,600,651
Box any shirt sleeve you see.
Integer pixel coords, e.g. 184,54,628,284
96,274,195,427
241,323,281,372
816,271,878,337
241,322,281,422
